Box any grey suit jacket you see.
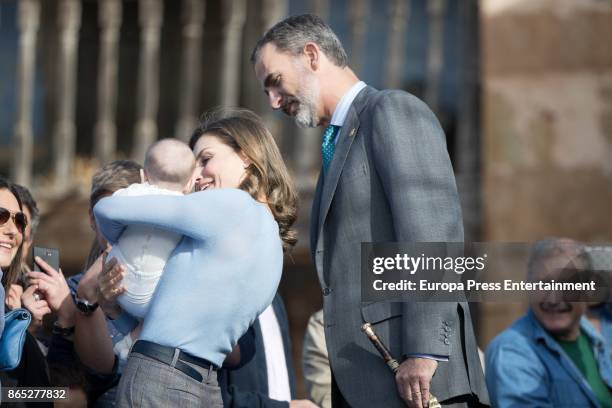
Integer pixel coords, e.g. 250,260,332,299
310,86,489,407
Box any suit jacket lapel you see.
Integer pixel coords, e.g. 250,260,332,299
316,87,373,239
310,172,324,261
317,121,357,236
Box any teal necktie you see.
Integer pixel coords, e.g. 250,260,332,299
322,125,340,173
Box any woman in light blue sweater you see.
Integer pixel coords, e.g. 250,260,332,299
93,108,297,407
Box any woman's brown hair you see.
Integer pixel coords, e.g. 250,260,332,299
189,108,298,252
0,177,25,291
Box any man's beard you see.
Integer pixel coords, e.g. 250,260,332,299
287,73,320,128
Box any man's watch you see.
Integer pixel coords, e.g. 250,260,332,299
74,296,99,316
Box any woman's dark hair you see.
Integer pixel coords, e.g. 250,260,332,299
190,108,298,252
0,177,25,291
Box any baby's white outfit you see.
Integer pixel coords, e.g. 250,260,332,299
108,183,182,318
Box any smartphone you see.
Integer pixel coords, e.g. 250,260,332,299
33,246,60,272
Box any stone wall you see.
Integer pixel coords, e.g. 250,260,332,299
480,0,612,345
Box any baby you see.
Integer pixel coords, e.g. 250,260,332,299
109,138,195,318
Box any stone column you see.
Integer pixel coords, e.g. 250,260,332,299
12,0,40,187
290,0,330,191
53,0,81,190
94,0,122,165
259,0,288,149
384,0,409,89
175,0,205,141
456,0,480,243
425,0,447,113
261,0,288,31
219,0,247,107
132,0,163,162
348,0,368,75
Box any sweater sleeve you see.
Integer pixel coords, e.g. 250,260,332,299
93,189,255,245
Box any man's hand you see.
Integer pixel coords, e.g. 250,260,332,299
97,253,126,302
76,252,106,302
96,252,126,319
289,400,318,408
395,357,437,408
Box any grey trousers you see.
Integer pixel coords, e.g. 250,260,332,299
115,352,224,408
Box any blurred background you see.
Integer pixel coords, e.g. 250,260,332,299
0,0,611,397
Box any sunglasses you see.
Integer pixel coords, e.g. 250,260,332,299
0,207,28,233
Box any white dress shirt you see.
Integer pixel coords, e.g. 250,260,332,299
330,81,367,144
259,304,292,402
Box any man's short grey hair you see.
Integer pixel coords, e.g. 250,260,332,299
251,14,348,67
527,238,590,281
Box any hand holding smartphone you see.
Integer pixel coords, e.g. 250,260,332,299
33,246,60,272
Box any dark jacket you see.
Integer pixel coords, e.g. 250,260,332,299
219,293,296,408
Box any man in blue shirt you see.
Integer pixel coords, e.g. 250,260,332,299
486,238,612,407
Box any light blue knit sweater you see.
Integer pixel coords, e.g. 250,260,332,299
94,188,282,366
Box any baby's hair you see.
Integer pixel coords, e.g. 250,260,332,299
144,139,195,191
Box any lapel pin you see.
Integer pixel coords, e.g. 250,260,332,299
349,128,357,137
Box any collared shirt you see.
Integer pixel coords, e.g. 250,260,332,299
486,310,612,408
330,81,367,143
259,305,291,402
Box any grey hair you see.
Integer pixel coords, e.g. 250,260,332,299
527,238,590,281
251,14,348,67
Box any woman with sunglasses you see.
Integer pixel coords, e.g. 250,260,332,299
0,177,20,383
0,178,27,290
0,177,53,400
0,178,25,347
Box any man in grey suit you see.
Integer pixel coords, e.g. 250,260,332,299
252,15,489,408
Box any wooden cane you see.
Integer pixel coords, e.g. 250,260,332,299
361,323,441,408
